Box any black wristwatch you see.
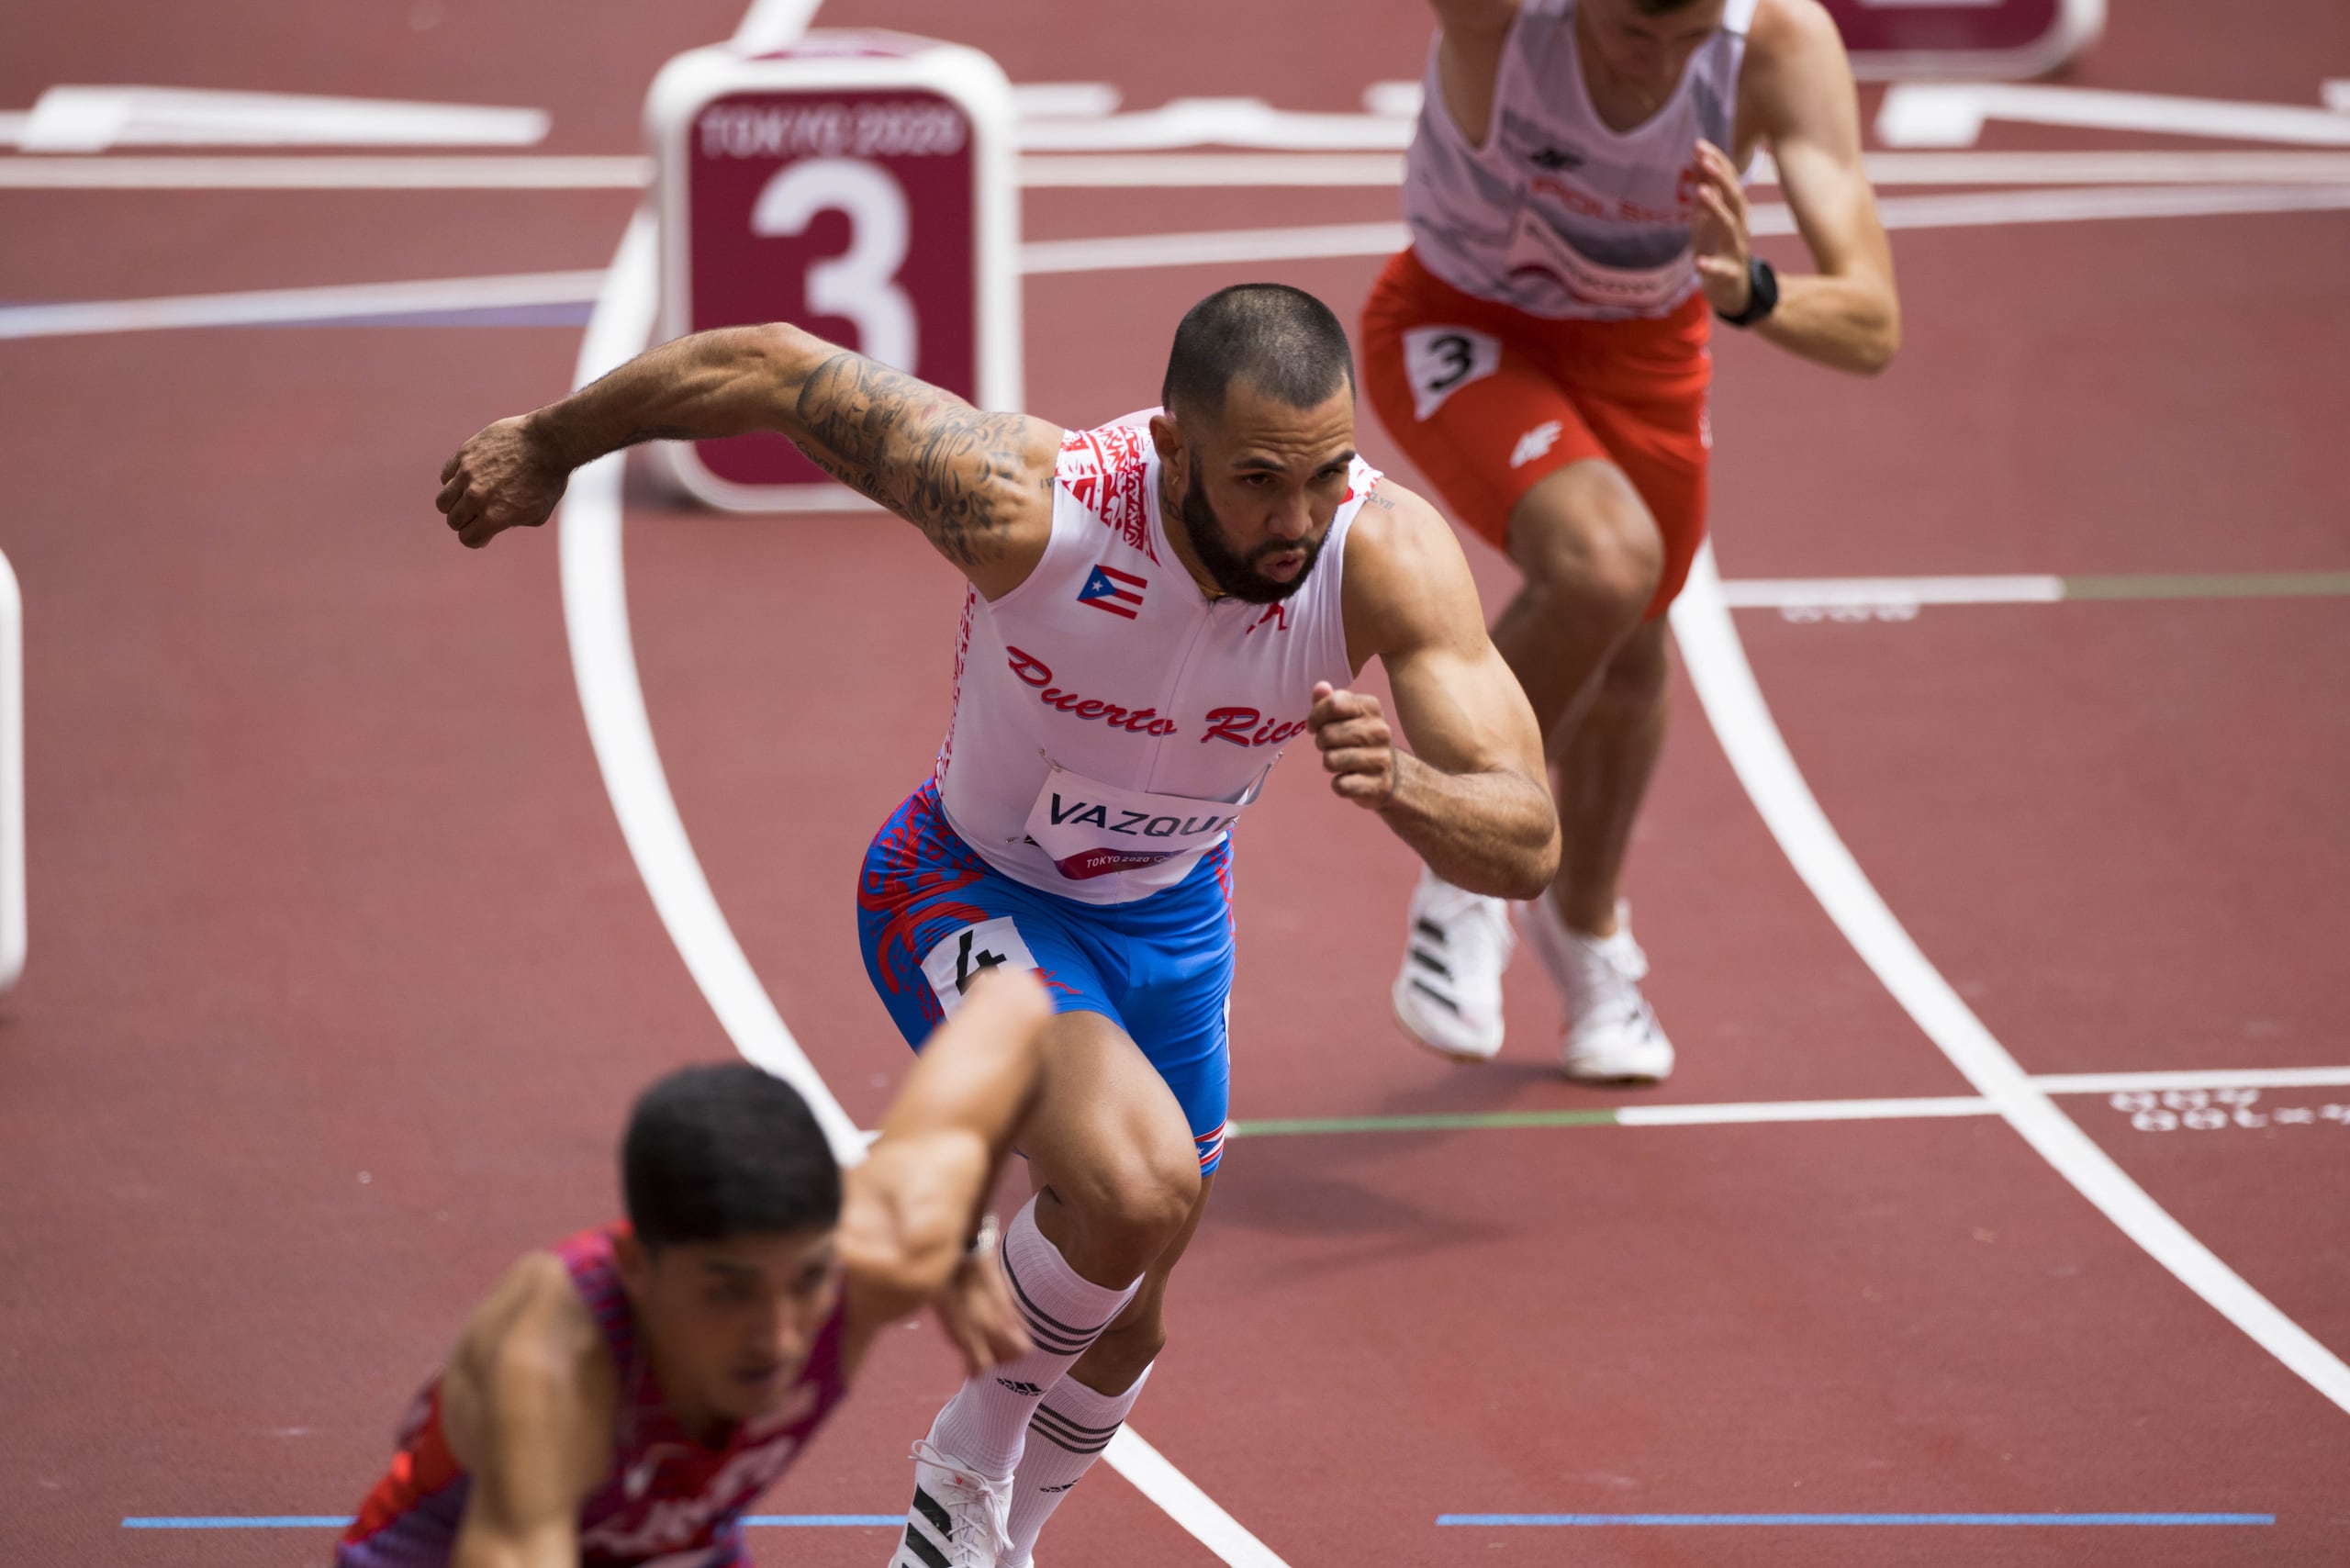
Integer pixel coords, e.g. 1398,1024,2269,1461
1717,255,1778,328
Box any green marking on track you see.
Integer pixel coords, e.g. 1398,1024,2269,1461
2063,571,2350,600
1228,1108,1621,1137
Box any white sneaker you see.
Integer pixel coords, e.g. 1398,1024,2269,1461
890,1439,1013,1568
1523,896,1674,1083
1391,867,1515,1060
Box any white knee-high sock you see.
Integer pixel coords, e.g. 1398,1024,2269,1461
1004,1362,1152,1566
927,1196,1140,1478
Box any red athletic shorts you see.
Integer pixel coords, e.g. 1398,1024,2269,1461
1360,247,1714,619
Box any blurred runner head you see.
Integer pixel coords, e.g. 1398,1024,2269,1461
1155,283,1359,604
1577,0,1729,98
615,1064,844,1424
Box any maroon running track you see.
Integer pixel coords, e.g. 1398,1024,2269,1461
3,0,2347,1563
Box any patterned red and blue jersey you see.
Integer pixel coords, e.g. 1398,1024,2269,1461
338,1225,849,1568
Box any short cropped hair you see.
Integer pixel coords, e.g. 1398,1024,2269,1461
622,1063,841,1251
1160,284,1356,424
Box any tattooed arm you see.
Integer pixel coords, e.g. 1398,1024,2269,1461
433,324,1062,597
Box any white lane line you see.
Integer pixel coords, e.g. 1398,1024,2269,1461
1099,1428,1290,1568
1013,83,1124,119
1015,96,1412,152
1855,150,2350,186
1867,183,2350,232
2035,1067,2350,1095
1669,541,2350,1418
13,174,2349,342
1021,153,1408,187
0,546,22,994
1879,82,2350,150
1016,185,2350,276
6,86,547,153
1019,220,1409,275
1016,149,2350,189
1618,1097,1996,1126
0,155,649,189
1718,576,2065,610
0,271,605,340
10,149,2350,192
552,209,865,1164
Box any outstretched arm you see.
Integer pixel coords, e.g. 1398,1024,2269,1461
433,325,1062,597
836,968,1054,1374
1693,0,1899,374
1327,483,1560,900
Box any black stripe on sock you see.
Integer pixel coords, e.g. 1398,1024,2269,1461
1031,1407,1122,1454
1416,917,1446,943
1028,1419,1118,1455
1001,1248,1113,1348
901,1523,950,1568
1030,1405,1123,1439
912,1486,953,1540
1009,1299,1091,1356
1409,946,1452,979
1408,977,1460,1014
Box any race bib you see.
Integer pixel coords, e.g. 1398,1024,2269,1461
1020,763,1262,883
1402,325,1502,421
920,916,1042,1018
1503,206,1693,313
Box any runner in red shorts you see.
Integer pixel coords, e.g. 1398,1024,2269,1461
1365,0,1901,1081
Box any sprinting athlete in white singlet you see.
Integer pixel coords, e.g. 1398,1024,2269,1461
434,283,1559,1568
1362,0,1901,1081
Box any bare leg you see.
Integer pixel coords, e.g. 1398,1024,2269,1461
1490,458,1662,741
1020,1010,1203,1288
1490,459,1666,937
1058,1169,1213,1394
1551,617,1669,936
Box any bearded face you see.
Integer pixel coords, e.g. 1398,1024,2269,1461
1175,453,1327,604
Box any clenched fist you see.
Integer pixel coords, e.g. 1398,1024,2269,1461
1309,681,1401,809
435,415,570,549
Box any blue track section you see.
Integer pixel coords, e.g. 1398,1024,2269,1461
1438,1513,2276,1527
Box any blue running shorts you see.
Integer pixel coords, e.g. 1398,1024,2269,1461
857,779,1235,1174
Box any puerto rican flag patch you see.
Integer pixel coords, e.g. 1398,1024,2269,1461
1077,563,1147,619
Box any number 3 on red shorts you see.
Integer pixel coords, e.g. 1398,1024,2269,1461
1402,325,1501,420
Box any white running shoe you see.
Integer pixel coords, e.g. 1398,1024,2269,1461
890,1439,1013,1568
1523,895,1675,1084
1391,867,1515,1060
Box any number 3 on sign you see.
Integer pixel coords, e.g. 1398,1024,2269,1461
752,157,917,373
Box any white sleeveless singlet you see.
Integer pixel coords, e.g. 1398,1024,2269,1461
934,411,1381,906
1402,0,1758,320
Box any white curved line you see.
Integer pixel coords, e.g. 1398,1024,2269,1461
1671,540,2350,1417
553,207,865,1164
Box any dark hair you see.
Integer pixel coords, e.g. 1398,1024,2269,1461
621,1063,841,1251
1160,284,1356,424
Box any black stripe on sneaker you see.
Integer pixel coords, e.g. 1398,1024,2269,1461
1031,1406,1121,1455
1409,946,1452,979
902,1522,950,1568
1416,918,1446,943
1408,978,1460,1014
1001,1249,1111,1351
913,1486,954,1540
